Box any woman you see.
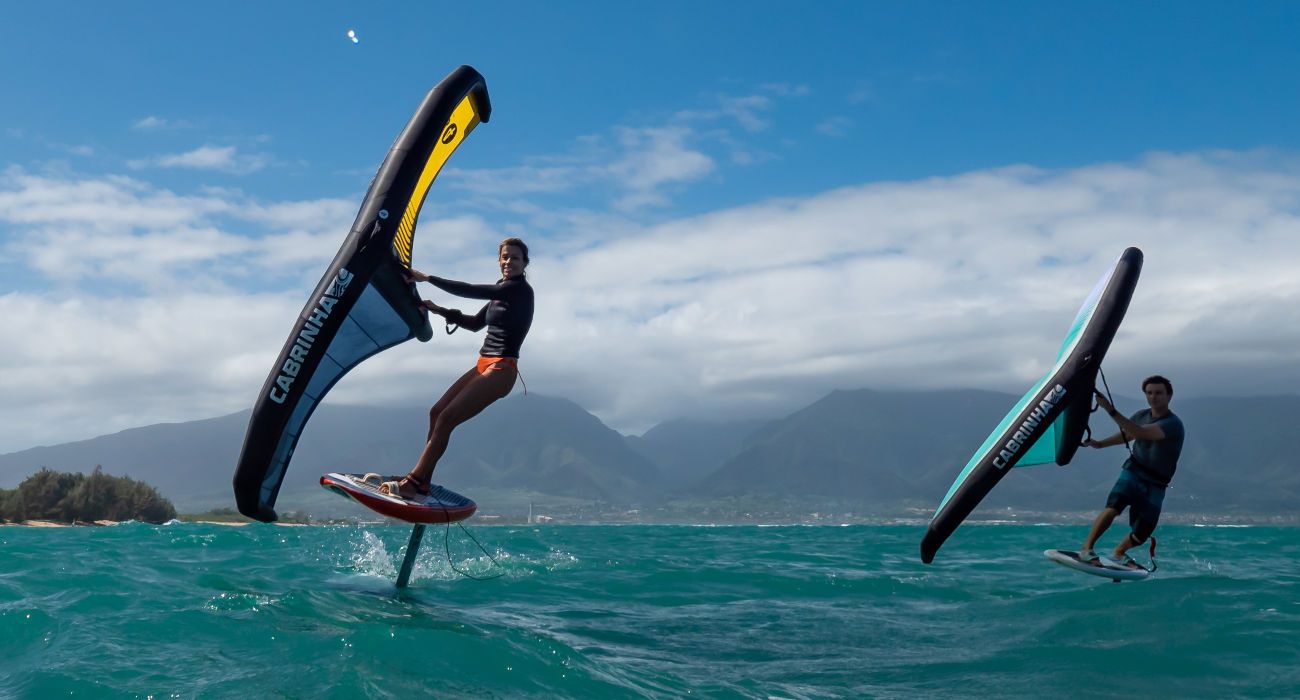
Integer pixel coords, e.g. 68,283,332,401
382,237,534,501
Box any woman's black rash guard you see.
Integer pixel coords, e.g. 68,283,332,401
427,275,534,358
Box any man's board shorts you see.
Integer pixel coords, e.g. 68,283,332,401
1106,468,1166,543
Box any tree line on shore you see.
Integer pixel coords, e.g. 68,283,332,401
0,466,176,524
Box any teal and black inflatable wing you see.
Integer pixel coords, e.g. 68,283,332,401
233,66,492,522
920,247,1143,563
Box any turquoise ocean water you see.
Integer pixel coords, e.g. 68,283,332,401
1,522,1298,698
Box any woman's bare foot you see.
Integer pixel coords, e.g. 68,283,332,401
380,474,430,501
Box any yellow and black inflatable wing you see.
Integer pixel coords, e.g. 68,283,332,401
233,66,491,522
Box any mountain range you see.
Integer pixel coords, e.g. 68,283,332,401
1,389,1296,519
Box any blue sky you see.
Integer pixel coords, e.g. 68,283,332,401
3,2,1300,453
11,2,1300,211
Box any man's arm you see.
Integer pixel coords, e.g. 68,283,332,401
1085,431,1129,449
1095,393,1166,441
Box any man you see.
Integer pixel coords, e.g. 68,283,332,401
1079,375,1185,567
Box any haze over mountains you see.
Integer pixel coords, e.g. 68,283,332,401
1,389,1296,519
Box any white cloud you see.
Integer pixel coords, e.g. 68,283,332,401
0,290,303,450
675,84,810,135
717,95,773,133
677,93,775,133
847,82,874,105
445,164,583,195
816,116,854,138
133,116,168,130
0,168,229,228
521,150,1300,430
605,127,715,210
21,225,253,286
131,116,197,131
445,126,714,212
2,151,1300,453
128,145,271,174
0,168,352,292
442,84,816,212
154,145,235,169
234,198,358,232
760,83,812,98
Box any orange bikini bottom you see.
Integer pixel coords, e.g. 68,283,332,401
476,356,518,375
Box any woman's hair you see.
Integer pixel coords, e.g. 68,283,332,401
499,237,529,267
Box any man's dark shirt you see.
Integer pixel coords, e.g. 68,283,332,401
1122,409,1184,487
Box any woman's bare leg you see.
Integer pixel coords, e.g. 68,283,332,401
397,366,516,497
426,367,480,441
382,367,475,498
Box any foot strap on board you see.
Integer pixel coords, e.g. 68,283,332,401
379,472,430,498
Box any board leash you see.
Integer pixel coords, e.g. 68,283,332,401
428,488,505,581
1125,536,1158,574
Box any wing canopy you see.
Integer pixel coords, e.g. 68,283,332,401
920,247,1143,563
233,66,492,522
